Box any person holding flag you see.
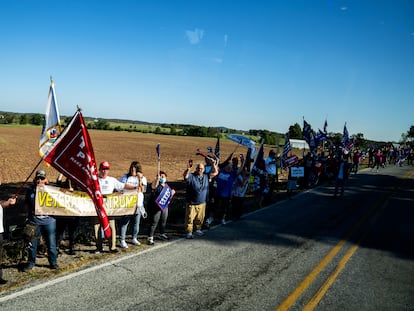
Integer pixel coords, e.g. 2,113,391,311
94,161,136,253
265,149,278,202
251,140,268,207
183,155,219,239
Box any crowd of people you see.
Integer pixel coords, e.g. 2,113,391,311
0,143,413,285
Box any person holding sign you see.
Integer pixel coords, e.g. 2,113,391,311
146,171,175,245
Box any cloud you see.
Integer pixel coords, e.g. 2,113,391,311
212,58,223,63
186,28,204,45
224,34,228,47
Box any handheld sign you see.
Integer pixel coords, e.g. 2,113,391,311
156,184,174,211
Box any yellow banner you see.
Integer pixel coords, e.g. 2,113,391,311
35,184,138,216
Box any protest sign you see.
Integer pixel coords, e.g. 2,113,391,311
35,184,138,216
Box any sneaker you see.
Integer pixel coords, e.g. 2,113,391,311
120,240,128,249
131,238,141,245
110,248,119,253
0,278,8,285
221,219,226,225
186,233,193,239
147,237,154,245
206,217,214,225
50,264,59,270
94,249,102,254
194,230,204,236
158,233,169,240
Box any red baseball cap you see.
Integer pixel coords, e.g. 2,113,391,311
99,161,110,170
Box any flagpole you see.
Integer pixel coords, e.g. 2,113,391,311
156,143,161,175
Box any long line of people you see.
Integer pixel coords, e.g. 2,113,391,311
1,144,413,284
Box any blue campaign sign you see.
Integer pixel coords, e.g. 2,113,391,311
156,184,174,211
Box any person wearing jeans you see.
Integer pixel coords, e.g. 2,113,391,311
118,161,147,248
0,195,17,284
147,171,175,245
23,170,58,271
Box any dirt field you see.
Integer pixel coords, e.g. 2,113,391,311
1,125,277,233
1,126,253,183
0,126,290,292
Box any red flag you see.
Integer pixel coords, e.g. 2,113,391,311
42,110,111,239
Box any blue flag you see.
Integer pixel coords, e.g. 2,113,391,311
341,123,350,147
251,140,269,194
156,143,160,160
214,136,220,158
155,184,174,211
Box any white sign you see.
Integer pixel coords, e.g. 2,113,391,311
291,166,304,177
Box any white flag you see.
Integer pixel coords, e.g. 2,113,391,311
39,80,61,157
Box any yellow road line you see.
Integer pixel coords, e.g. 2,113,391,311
275,168,414,311
303,240,360,310
275,239,346,311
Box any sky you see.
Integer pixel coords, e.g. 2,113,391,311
0,0,413,142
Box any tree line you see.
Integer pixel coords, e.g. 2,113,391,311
1,111,412,148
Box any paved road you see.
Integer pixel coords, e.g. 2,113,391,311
1,165,413,310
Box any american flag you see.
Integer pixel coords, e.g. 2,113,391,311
280,138,291,169
341,123,350,147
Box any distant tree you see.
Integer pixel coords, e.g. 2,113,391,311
403,125,414,146
207,127,220,138
93,119,110,130
408,125,414,139
154,127,162,134
19,114,29,124
184,126,208,137
331,133,342,146
30,114,43,125
352,133,367,149
1,113,16,124
287,123,302,139
170,125,177,135
400,132,408,145
63,116,72,127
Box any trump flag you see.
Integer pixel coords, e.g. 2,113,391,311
42,110,111,239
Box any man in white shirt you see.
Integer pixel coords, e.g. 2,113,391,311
94,161,135,253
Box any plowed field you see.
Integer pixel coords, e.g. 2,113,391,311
0,126,249,184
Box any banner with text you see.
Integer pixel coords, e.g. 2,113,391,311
35,185,138,217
